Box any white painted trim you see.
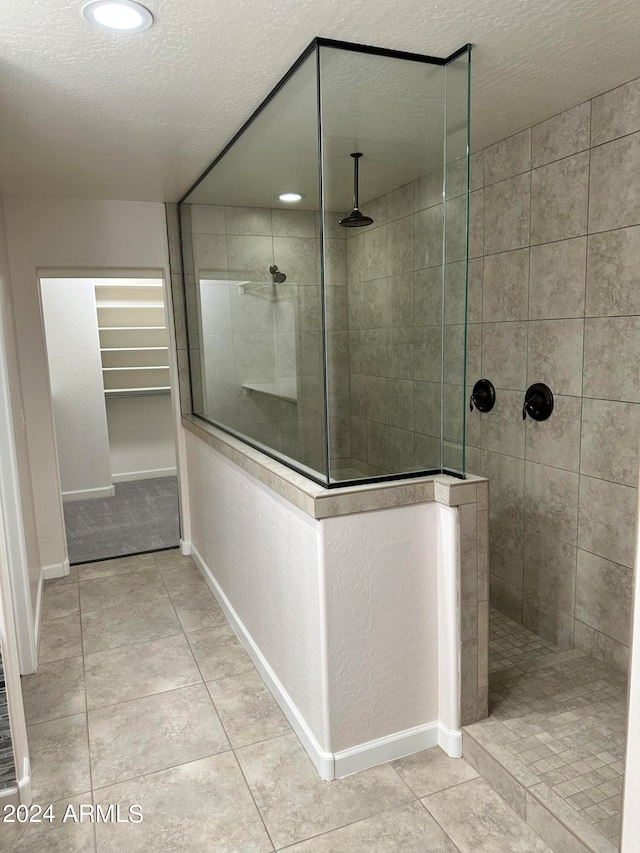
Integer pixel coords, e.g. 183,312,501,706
438,723,463,758
33,570,44,655
334,723,439,778
112,467,177,484
179,539,190,556
0,757,31,806
42,559,70,581
189,543,335,780
0,298,37,673
62,485,115,502
189,541,463,781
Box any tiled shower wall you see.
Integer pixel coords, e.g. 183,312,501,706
180,204,349,474
344,168,467,476
466,76,640,674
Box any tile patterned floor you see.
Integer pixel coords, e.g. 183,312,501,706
489,607,560,673
472,607,629,850
11,550,555,852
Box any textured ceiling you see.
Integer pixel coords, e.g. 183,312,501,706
0,0,639,202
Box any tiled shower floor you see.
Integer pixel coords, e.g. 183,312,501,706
465,607,628,852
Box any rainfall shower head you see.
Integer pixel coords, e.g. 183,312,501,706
339,153,374,228
269,264,286,283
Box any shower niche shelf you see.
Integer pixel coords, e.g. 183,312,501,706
95,282,170,398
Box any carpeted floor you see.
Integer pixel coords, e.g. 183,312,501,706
63,477,180,564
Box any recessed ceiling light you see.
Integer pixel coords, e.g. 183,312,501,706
82,0,154,33
277,192,305,203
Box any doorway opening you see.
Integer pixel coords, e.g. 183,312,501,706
40,276,180,564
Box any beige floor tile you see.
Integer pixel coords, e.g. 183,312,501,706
153,550,196,572
170,589,227,632
21,656,86,724
0,794,95,852
42,584,80,621
79,568,167,613
423,777,552,852
207,669,291,748
187,625,254,681
88,684,230,788
281,801,459,852
28,714,91,802
81,598,182,654
39,614,82,663
236,732,413,848
160,564,211,597
84,633,202,710
78,552,157,581
94,753,272,852
392,746,479,797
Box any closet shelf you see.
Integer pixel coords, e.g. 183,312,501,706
105,387,171,398
100,346,168,352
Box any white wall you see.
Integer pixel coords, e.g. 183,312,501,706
185,429,446,777
621,473,640,851
0,197,40,670
106,395,176,481
323,506,439,752
41,279,112,500
185,429,326,743
2,196,184,570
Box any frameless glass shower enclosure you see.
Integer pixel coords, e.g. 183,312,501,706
178,38,471,487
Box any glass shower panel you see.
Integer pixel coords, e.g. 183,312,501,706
179,52,328,483
442,47,471,475
319,45,446,482
178,39,470,487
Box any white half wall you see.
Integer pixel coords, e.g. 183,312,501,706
185,428,326,745
184,428,458,779
322,506,439,753
106,395,176,481
41,279,112,501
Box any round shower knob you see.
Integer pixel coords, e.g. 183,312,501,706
469,379,496,413
523,383,554,421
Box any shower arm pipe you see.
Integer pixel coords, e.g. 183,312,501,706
351,152,362,211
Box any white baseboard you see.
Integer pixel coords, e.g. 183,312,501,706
62,485,115,503
42,559,70,581
112,467,177,483
334,723,440,778
189,542,463,780
179,539,190,556
189,544,335,780
438,723,463,758
0,757,31,807
33,572,44,665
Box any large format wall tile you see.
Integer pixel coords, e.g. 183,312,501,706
527,319,584,397
578,475,638,568
583,316,640,402
530,151,589,244
591,77,640,146
580,397,640,486
525,394,581,472
482,248,529,322
528,237,586,320
524,462,579,542
484,129,531,186
481,322,527,391
531,101,591,168
589,131,640,232
574,619,629,675
523,529,576,615
575,549,633,645
586,225,640,316
479,389,525,459
483,173,531,255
